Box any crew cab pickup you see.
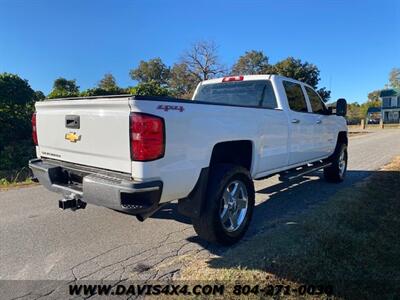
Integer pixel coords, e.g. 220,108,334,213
29,75,348,245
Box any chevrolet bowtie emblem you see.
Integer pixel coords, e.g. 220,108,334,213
65,132,81,143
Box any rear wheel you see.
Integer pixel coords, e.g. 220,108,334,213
324,143,348,182
191,164,255,245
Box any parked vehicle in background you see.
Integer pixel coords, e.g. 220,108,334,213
368,119,380,124
29,75,348,245
366,107,381,124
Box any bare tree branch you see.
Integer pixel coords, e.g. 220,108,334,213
181,40,226,81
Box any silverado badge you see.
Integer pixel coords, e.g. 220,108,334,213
65,132,81,143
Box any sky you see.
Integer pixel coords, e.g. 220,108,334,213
0,0,399,103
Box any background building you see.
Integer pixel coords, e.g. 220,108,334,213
380,88,400,123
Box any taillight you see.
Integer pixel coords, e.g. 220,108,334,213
222,75,244,82
32,112,38,145
130,113,165,161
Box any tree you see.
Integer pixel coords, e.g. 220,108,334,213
271,57,320,88
345,100,381,124
367,90,381,102
0,73,34,106
34,90,45,101
48,77,79,99
346,102,363,124
231,50,270,75
366,89,382,117
168,63,199,98
357,100,381,123
80,73,127,96
316,87,331,103
270,57,331,102
98,73,119,91
130,81,171,97
0,73,36,174
389,68,400,89
80,86,130,97
181,40,226,81
129,58,170,85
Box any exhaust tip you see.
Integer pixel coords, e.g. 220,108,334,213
136,215,145,222
135,203,168,222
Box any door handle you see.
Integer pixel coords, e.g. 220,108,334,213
291,119,300,124
316,119,322,124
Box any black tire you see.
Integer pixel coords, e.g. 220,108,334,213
191,164,255,245
324,143,348,182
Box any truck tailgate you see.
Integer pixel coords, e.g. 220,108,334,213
35,98,132,174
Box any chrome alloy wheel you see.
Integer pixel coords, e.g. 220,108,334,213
220,180,249,232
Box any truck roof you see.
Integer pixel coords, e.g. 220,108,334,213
199,74,313,89
200,74,271,85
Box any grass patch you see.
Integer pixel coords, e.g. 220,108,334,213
0,177,36,190
0,166,37,190
180,157,400,299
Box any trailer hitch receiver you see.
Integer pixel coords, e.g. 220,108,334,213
59,194,86,211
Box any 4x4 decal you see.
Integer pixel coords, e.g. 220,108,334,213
157,104,184,112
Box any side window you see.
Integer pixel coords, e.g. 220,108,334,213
261,81,278,109
305,86,326,114
283,81,308,113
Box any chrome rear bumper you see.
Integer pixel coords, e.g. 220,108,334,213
29,158,162,215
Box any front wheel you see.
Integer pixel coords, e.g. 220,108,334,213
191,164,255,245
324,143,348,182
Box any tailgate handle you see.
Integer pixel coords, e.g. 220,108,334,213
65,115,80,129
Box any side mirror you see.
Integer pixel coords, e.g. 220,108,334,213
336,98,347,117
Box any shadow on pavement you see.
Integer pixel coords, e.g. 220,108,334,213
153,169,374,254
150,203,192,225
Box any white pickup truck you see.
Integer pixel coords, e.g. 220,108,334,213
29,75,348,245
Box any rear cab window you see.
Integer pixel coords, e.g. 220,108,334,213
305,86,327,114
283,81,309,113
193,80,277,109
